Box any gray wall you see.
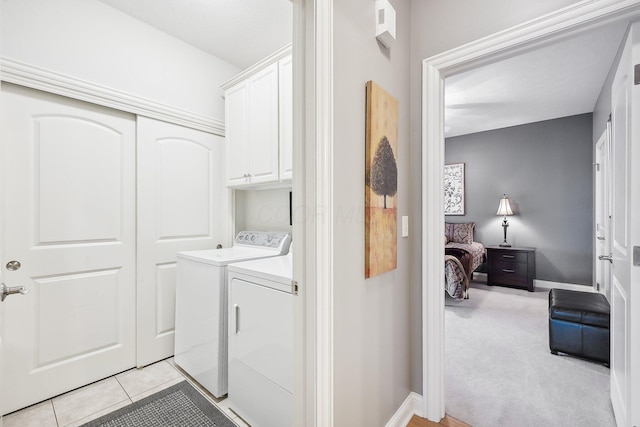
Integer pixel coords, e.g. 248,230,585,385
445,114,594,285
409,0,582,396
332,0,412,425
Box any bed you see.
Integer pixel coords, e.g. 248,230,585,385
444,222,486,300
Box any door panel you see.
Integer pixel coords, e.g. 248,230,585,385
610,23,640,427
136,117,227,367
1,84,136,414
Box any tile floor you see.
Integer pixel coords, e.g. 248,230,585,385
3,358,249,427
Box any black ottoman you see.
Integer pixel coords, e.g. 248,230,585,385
548,288,610,366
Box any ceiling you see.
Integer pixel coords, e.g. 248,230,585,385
444,22,628,138
98,0,293,69
97,1,625,138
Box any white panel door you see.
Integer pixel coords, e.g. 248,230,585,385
279,55,293,181
248,62,279,184
137,117,227,367
610,23,640,427
0,84,136,414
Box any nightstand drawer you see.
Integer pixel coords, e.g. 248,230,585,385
495,251,528,264
492,261,528,287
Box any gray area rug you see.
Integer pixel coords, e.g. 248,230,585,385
445,282,616,427
80,381,236,427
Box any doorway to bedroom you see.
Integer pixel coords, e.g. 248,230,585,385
440,21,625,425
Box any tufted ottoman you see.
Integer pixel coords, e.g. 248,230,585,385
548,288,610,366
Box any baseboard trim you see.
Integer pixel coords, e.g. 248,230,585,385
385,392,423,427
534,280,594,292
1,57,225,135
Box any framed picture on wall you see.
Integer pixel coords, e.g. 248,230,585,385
444,163,465,215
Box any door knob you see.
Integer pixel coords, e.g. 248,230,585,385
6,260,21,271
1,283,30,302
598,254,613,263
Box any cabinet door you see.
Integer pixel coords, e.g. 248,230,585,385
279,55,293,181
225,81,250,186
247,62,279,184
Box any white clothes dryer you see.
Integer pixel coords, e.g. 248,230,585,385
174,231,291,398
227,251,293,427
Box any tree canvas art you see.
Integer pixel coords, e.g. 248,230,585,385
365,81,398,278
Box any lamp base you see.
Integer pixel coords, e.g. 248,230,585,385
499,243,512,247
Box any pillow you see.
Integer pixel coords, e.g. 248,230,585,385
445,222,475,244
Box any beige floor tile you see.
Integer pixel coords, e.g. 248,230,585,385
63,400,131,427
3,400,57,427
130,376,185,402
52,377,130,426
116,359,183,398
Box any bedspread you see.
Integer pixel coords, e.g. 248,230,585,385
445,241,485,277
445,255,469,300
444,242,486,300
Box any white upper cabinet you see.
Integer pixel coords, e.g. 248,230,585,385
278,54,293,181
223,45,292,188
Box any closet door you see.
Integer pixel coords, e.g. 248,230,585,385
136,117,227,367
1,84,136,414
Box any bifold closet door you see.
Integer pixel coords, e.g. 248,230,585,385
1,84,136,414
136,116,227,367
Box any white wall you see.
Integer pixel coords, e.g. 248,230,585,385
332,1,412,425
234,188,292,234
409,0,583,395
1,0,240,121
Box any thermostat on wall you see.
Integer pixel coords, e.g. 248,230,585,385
375,0,396,48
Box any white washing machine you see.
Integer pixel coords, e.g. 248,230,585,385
174,231,291,398
227,251,293,427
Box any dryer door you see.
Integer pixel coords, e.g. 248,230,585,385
228,277,292,427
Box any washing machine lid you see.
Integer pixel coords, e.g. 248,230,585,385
177,246,280,266
228,252,293,285
177,231,291,266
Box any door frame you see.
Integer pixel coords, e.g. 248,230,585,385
421,0,640,421
293,0,334,426
594,124,612,296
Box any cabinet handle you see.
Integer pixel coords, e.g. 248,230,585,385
235,304,240,334
502,269,515,273
502,255,515,259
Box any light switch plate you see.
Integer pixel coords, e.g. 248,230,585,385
402,216,409,237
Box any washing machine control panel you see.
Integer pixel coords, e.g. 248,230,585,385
235,231,291,253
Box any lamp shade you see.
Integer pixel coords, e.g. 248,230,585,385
496,195,514,216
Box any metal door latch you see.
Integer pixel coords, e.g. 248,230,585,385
634,246,640,267
291,280,299,296
1,283,29,302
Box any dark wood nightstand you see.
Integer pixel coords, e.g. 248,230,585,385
486,246,536,292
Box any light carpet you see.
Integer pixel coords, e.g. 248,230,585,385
445,282,615,427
